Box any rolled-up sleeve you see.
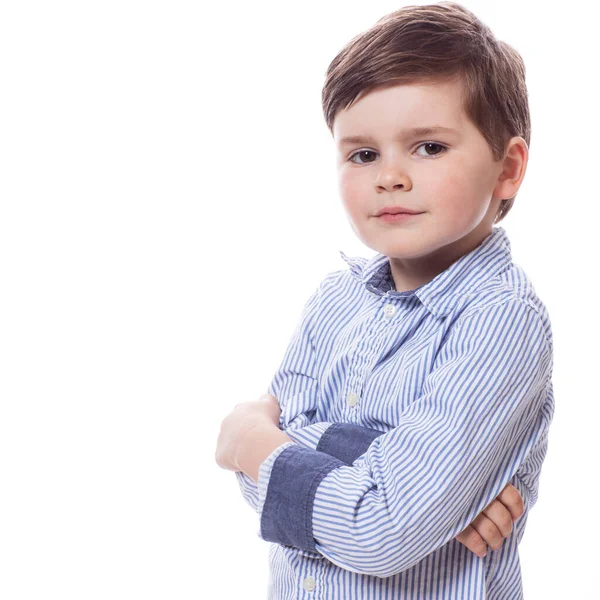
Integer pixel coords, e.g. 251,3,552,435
237,421,384,512
257,299,553,578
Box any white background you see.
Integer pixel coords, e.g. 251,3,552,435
1,1,597,598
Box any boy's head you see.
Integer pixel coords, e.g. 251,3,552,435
322,2,529,287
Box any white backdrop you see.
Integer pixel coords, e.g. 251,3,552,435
1,0,597,598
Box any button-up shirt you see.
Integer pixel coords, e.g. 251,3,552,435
235,226,554,599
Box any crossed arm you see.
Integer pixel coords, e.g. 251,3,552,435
232,416,525,560
219,281,551,575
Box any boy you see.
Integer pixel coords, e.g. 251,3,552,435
216,2,554,598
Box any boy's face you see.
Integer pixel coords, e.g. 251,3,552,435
332,78,526,291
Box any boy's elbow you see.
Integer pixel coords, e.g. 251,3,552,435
344,558,421,579
369,556,428,579
361,550,445,579
332,537,424,579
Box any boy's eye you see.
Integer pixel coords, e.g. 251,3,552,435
347,142,448,164
415,142,448,158
348,150,378,164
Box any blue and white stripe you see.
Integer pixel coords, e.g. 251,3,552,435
235,226,554,599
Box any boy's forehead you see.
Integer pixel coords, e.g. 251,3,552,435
333,79,467,141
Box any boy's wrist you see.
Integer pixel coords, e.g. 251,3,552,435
236,420,294,483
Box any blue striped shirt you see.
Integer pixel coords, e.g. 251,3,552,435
235,226,554,599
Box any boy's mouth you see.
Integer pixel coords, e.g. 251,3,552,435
375,205,423,216
376,212,424,223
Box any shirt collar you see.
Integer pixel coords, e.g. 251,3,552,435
339,226,513,318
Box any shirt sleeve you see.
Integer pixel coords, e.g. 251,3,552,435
267,279,323,433
267,270,386,463
233,278,324,512
235,421,385,512
257,299,553,578
237,271,383,512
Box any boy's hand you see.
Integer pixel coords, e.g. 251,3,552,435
454,483,525,557
215,394,281,472
230,393,281,428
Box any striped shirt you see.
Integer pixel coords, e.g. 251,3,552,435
235,225,554,599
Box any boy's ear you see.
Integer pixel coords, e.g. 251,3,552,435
494,136,528,199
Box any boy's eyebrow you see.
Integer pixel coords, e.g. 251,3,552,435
337,126,459,146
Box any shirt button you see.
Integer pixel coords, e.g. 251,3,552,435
347,392,359,407
303,576,316,591
383,303,397,318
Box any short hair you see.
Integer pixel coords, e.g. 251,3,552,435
321,1,530,223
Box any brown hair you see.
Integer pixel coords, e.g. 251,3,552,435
321,1,530,223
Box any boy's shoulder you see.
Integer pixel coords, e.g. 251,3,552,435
318,268,349,294
458,259,543,309
454,261,554,350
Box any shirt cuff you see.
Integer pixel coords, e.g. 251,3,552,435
258,443,346,553
256,441,297,516
317,422,385,464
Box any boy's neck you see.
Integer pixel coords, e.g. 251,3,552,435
388,224,494,293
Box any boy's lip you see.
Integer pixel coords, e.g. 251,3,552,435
375,206,424,216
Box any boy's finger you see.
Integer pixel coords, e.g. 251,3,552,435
497,483,525,520
470,513,505,551
482,500,513,538
454,525,488,558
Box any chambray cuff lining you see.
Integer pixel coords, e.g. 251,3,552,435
260,444,345,553
257,441,296,517
316,422,386,465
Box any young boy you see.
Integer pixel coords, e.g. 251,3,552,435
216,2,554,598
